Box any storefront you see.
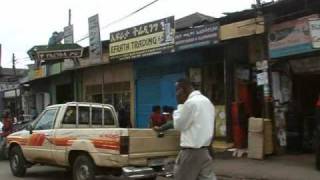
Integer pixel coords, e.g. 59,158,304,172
269,14,320,152
134,50,203,127
109,17,176,128
83,63,134,126
133,21,221,128
3,88,21,116
50,71,74,104
215,16,266,143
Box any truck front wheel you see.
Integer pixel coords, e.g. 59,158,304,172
73,155,96,180
9,146,27,177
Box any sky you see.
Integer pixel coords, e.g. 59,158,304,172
0,0,256,69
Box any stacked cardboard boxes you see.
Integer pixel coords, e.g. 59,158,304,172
248,117,274,159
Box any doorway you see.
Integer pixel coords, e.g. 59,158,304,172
56,84,74,104
292,74,320,152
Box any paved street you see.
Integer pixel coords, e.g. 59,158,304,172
0,159,73,180
3,155,319,180
0,160,170,180
0,159,227,180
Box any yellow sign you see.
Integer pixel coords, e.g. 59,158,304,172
34,66,46,79
109,17,175,61
110,32,164,56
220,17,265,40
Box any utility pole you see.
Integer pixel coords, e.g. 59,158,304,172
12,53,16,76
12,53,18,119
69,9,72,26
0,44,2,68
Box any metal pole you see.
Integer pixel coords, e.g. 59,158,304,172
224,46,233,142
68,9,72,26
101,67,105,104
12,53,18,118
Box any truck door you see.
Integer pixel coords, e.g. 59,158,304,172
23,107,59,163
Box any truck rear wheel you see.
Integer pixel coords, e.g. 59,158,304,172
9,146,27,177
73,155,96,180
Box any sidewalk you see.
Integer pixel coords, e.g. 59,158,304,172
213,154,320,180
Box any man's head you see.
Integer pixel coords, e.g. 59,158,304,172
152,105,161,113
176,78,194,104
3,111,10,118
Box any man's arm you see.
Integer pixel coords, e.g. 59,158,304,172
173,103,193,131
156,121,174,131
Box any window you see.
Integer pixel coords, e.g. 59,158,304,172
79,107,89,124
62,106,76,124
104,108,115,126
92,107,102,125
34,108,58,130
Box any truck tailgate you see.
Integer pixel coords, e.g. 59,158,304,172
128,129,179,155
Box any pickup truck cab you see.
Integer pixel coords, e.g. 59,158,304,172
7,102,179,180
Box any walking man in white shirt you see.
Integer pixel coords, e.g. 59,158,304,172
154,78,216,180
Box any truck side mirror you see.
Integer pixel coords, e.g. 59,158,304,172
26,124,33,134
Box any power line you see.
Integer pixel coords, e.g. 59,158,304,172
15,57,31,62
76,0,160,43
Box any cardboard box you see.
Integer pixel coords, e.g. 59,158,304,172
248,117,274,159
264,119,274,155
248,118,264,159
248,132,264,159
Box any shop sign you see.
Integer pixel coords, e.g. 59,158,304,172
34,66,47,79
37,49,83,61
64,25,74,44
4,89,20,98
269,14,319,58
215,105,226,138
48,62,62,76
109,16,175,61
256,72,268,86
220,17,264,40
189,68,202,89
256,60,268,70
175,23,219,51
0,84,19,91
309,18,320,48
88,14,102,61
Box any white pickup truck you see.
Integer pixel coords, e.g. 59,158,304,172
7,102,179,180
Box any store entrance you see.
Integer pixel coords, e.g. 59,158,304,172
56,83,74,104
291,74,320,152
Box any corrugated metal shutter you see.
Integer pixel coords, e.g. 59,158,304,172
136,77,161,128
135,50,203,128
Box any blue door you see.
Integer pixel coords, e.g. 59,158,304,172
136,73,185,128
160,73,185,107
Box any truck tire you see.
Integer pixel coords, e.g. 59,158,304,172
9,146,27,177
72,155,96,180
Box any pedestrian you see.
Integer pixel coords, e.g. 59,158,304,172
149,105,166,128
19,110,25,123
118,103,132,128
315,94,320,170
2,112,13,137
154,78,216,180
0,112,13,158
